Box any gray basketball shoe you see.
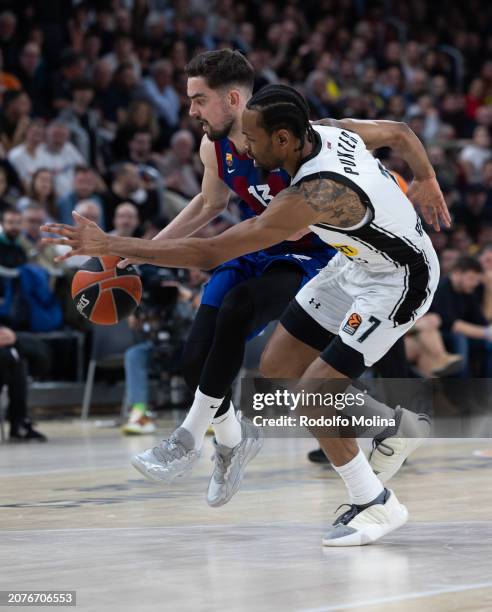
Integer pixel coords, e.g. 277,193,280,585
131,427,200,483
207,413,264,507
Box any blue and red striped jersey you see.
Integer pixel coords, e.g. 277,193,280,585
214,137,327,254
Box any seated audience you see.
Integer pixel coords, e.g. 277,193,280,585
35,121,85,196
0,325,47,442
430,256,492,376
57,165,104,226
111,202,140,238
17,168,58,221
7,118,45,187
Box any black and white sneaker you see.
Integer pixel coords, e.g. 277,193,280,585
322,488,408,546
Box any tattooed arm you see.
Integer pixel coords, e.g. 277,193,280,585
313,117,451,230
41,179,360,269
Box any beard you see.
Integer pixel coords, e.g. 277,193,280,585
201,116,235,142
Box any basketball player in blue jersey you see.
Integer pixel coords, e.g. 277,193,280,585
49,52,449,510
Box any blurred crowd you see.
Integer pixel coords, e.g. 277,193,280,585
1,0,492,439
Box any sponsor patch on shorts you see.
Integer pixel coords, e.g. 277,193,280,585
342,312,362,336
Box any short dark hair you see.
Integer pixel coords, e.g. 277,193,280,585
74,165,91,175
23,202,45,214
452,255,483,274
185,49,254,91
60,48,82,68
71,78,94,92
246,84,315,149
0,205,20,222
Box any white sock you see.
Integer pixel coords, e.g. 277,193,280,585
333,448,384,506
212,402,242,449
181,388,224,449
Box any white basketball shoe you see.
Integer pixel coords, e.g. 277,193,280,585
322,488,408,546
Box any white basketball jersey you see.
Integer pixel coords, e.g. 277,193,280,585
291,125,439,325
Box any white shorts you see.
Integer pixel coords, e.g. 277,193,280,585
294,257,439,367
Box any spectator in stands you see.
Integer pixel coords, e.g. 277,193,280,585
35,121,84,196
160,129,201,202
51,49,85,112
427,145,459,194
0,207,27,268
481,159,492,206
430,256,492,376
7,118,45,187
405,313,463,377
17,168,58,221
0,325,46,442
126,129,163,170
111,202,140,238
112,99,161,161
305,70,337,120
440,247,461,276
92,59,114,116
460,125,492,183
18,204,61,274
0,48,20,91
449,225,474,254
12,42,48,117
100,62,140,126
141,59,180,130
103,32,140,77
54,199,102,271
74,199,101,225
0,11,19,73
0,166,17,213
0,90,32,152
478,244,492,323
453,184,492,242
57,166,104,226
58,79,100,167
100,163,159,231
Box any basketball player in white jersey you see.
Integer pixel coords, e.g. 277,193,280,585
42,84,442,545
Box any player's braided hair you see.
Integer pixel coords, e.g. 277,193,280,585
246,84,316,150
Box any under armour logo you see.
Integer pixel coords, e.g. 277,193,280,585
309,298,321,309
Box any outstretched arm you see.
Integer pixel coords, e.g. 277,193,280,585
41,179,355,269
314,117,451,231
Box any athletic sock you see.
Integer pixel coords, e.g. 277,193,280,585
181,388,224,449
212,401,242,448
333,448,384,506
128,403,147,422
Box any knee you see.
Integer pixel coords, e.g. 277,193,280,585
417,313,441,331
259,344,279,378
125,343,147,367
259,340,295,378
216,285,255,331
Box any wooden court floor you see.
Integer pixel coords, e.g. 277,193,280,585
1,419,492,612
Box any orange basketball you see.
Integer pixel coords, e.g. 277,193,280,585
71,256,142,325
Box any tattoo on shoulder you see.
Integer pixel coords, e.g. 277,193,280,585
294,178,366,228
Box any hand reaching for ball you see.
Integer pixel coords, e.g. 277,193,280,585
41,212,110,262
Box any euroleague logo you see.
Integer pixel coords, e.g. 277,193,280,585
342,313,362,336
76,294,90,316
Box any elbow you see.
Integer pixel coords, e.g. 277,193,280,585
203,197,228,216
194,244,223,271
392,121,412,148
201,251,224,271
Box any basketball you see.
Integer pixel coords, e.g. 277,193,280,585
71,255,142,325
